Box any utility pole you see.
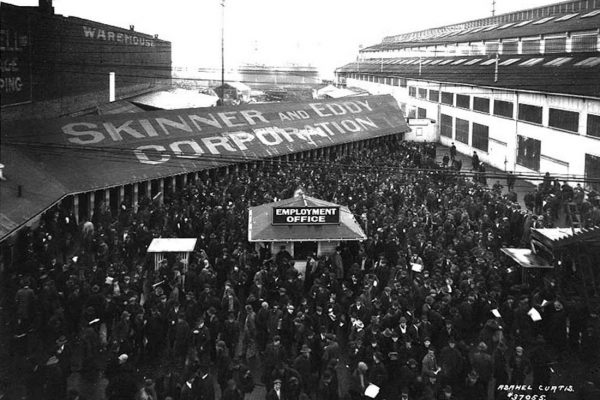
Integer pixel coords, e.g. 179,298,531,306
494,52,499,82
220,0,225,104
492,0,496,16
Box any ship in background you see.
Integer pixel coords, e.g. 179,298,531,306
237,63,321,89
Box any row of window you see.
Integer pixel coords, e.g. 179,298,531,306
410,86,600,136
345,73,600,137
364,31,598,58
440,114,490,152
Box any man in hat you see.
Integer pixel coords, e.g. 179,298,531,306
264,335,286,388
350,362,369,400
106,354,137,400
438,337,464,388
508,345,531,385
470,342,492,393
293,344,313,395
266,378,284,400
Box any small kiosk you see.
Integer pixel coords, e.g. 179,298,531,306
147,238,197,272
248,192,367,260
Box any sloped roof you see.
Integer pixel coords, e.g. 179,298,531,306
248,195,367,242
336,53,600,98
364,5,600,51
147,238,197,252
215,81,252,93
1,95,408,242
532,226,600,248
130,88,219,109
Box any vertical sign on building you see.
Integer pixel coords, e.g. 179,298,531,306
0,5,32,107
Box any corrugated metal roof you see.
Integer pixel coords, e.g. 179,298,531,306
337,53,600,98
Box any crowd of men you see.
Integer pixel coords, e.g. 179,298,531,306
3,138,600,400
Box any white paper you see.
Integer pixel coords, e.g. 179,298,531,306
365,384,380,398
491,309,501,318
105,276,114,285
541,299,549,307
528,307,542,321
411,263,423,272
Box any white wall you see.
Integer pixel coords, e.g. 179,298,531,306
345,76,600,184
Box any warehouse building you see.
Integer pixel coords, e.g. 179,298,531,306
1,0,172,121
336,0,600,191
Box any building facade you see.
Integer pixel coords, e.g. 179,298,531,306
1,1,172,120
336,0,600,191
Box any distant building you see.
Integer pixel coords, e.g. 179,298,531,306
237,64,320,88
336,0,600,191
213,81,252,103
1,0,172,121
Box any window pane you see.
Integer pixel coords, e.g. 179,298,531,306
585,153,600,192
456,94,470,109
485,42,500,54
473,97,490,113
409,87,417,97
517,135,541,171
494,100,514,118
587,114,600,138
441,91,454,106
418,88,427,99
472,123,489,152
545,37,566,53
441,114,453,137
518,104,543,124
418,107,427,119
428,90,440,102
572,35,598,52
455,118,469,144
503,41,518,54
522,40,541,54
549,108,579,132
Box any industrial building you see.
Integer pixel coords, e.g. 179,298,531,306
336,0,600,191
1,0,172,120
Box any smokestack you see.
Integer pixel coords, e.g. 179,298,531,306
39,0,54,14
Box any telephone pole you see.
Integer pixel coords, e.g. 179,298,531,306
220,0,225,104
492,0,496,16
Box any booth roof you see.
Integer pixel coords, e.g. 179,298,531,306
531,226,600,249
248,195,367,242
147,238,198,253
501,248,554,269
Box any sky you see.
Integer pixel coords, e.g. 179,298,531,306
8,0,558,77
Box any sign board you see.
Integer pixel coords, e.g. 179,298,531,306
1,5,32,106
272,206,340,225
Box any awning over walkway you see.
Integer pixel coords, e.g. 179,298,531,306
1,95,408,241
501,248,554,269
248,195,367,242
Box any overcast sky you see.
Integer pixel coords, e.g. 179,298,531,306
9,0,557,76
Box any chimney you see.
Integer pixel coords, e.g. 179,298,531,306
38,0,54,14
129,25,135,31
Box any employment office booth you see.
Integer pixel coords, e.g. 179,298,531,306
248,192,367,273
